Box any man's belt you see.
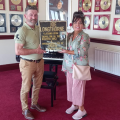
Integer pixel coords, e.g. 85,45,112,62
20,57,41,63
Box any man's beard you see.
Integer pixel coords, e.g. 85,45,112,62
28,19,37,26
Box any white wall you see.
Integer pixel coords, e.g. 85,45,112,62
0,0,46,65
0,0,120,68
0,40,16,64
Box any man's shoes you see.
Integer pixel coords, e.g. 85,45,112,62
31,103,46,112
72,109,87,120
22,109,34,120
65,105,78,114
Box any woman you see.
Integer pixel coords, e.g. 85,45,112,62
59,10,90,120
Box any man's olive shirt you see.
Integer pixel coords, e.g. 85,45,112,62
14,23,43,60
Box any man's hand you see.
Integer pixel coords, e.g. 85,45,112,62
36,45,46,54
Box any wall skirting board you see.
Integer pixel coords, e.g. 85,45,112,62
0,63,19,72
0,35,14,40
90,38,120,46
0,63,120,82
90,68,120,83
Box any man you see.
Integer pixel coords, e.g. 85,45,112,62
57,0,63,9
49,0,67,21
14,5,46,120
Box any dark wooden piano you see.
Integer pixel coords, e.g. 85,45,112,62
43,52,63,74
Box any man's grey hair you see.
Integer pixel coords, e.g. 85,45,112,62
25,5,38,13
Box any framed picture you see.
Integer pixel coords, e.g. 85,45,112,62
0,0,5,10
84,15,91,29
26,0,39,11
94,0,112,12
39,21,67,51
0,13,6,33
112,18,120,35
78,0,92,12
115,0,120,14
9,14,23,32
93,14,110,31
46,0,71,29
9,0,23,11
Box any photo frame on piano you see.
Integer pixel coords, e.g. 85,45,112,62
46,0,71,30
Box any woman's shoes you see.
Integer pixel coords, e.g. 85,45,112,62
72,109,87,120
65,105,79,114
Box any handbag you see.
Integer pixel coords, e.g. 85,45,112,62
72,54,91,80
72,64,91,80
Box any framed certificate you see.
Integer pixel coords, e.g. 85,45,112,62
115,0,120,14
46,0,71,30
93,14,110,31
26,0,39,11
10,14,23,32
112,18,120,35
94,0,112,12
0,0,5,10
39,21,67,51
0,13,6,33
9,0,23,11
84,15,91,29
78,0,92,12
78,0,82,11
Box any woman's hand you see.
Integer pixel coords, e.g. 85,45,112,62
59,49,74,55
58,49,69,53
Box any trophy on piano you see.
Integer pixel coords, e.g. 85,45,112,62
39,21,67,52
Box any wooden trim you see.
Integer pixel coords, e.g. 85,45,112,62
90,67,120,82
91,38,120,46
0,63,19,72
0,35,120,46
0,35,14,40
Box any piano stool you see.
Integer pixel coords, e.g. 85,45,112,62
29,71,58,107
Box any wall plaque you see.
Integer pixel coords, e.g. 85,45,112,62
93,14,110,31
39,21,67,51
0,0,5,10
10,14,23,32
26,0,38,11
0,13,6,33
9,0,23,11
112,18,120,35
94,0,112,12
